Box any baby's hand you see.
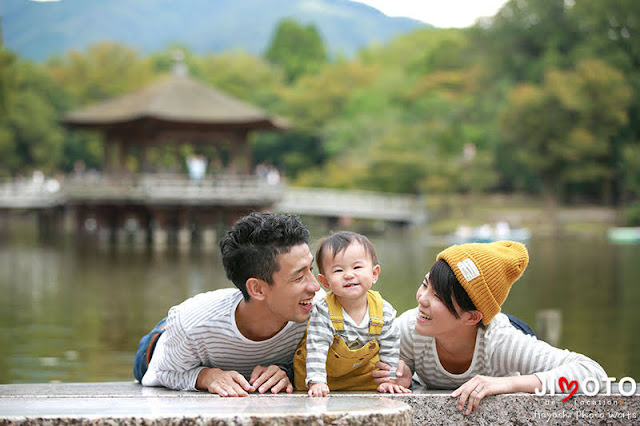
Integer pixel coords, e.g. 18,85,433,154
373,360,412,389
308,382,330,397
377,380,412,394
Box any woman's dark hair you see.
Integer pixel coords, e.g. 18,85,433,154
219,212,310,300
429,259,478,319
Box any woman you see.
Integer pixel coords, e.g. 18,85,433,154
374,241,607,415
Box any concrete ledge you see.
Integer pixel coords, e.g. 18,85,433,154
0,383,411,426
1,382,638,425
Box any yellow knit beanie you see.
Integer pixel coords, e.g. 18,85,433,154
436,240,529,325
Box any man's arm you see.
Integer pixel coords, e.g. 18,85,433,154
142,312,206,391
148,314,255,395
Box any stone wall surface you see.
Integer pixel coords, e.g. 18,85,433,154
0,382,638,425
389,391,639,425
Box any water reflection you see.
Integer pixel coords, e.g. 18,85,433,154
1,231,639,384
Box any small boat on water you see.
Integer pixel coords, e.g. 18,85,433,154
607,227,640,243
448,222,531,244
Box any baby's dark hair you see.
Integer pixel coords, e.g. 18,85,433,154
315,231,378,275
429,259,482,324
219,212,310,300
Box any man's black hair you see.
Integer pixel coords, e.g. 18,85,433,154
219,212,310,300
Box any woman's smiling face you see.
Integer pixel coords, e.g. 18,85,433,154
414,272,465,337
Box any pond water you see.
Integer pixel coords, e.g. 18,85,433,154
1,225,639,384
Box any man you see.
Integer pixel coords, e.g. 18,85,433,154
133,212,321,396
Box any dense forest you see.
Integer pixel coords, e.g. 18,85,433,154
1,0,640,223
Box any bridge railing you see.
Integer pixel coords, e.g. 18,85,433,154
0,177,426,225
0,173,285,207
277,187,426,225
64,173,285,204
0,177,64,208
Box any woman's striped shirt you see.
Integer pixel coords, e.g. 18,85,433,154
398,308,607,392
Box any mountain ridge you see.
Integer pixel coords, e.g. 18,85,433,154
1,0,429,62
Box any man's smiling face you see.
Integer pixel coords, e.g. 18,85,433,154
263,243,320,324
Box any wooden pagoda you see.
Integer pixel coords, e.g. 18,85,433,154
61,66,287,249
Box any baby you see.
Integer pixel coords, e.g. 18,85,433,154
293,231,410,396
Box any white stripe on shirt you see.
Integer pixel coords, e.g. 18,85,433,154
142,288,308,391
305,296,400,386
398,308,607,392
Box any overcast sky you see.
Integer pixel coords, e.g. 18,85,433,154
351,0,510,28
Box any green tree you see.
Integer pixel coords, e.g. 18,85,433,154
264,19,327,83
500,59,631,210
571,1,640,79
472,0,579,83
297,27,500,195
46,42,154,105
193,51,285,110
281,61,377,130
571,0,640,202
0,37,15,118
0,61,65,176
252,130,326,179
45,43,157,173
0,37,18,176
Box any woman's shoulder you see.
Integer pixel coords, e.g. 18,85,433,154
485,312,522,337
482,312,539,354
486,312,511,328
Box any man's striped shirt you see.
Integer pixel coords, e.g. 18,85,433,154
142,288,308,391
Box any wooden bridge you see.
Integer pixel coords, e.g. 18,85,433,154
0,174,285,207
0,176,425,223
276,187,425,225
0,175,426,247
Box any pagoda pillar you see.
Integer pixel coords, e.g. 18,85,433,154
177,209,191,252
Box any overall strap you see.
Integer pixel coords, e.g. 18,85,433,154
367,290,385,335
325,292,344,331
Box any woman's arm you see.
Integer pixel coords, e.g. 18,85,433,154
452,318,607,415
488,323,607,393
452,374,542,415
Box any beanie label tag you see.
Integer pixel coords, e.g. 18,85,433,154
458,258,480,282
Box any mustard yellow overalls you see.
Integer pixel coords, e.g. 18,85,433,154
293,290,385,391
